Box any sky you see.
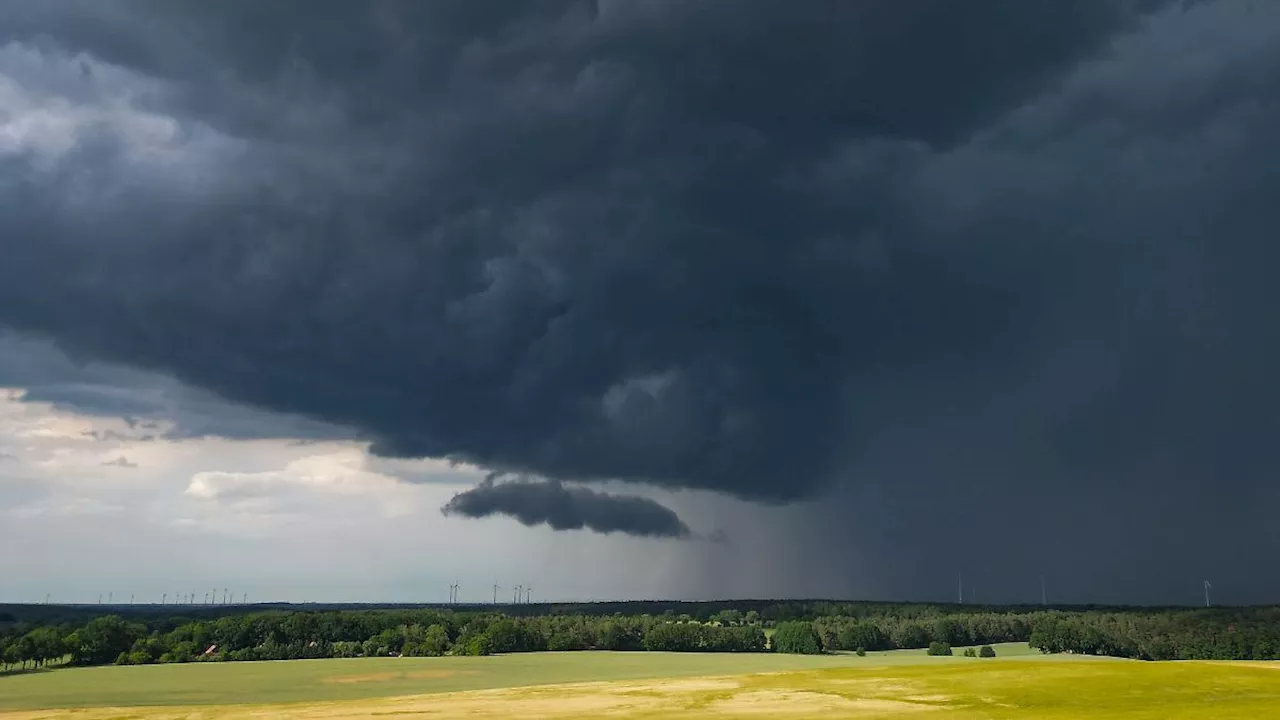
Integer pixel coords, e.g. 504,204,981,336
3,0,1280,606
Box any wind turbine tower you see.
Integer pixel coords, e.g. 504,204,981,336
1204,580,1212,608
493,584,500,604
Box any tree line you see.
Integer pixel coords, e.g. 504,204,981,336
1028,608,1280,660
4,603,1279,671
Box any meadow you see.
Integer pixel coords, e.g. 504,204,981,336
2,644,1278,719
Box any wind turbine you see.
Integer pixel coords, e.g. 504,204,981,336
1204,580,1212,608
513,585,522,604
525,586,533,604
493,584,501,604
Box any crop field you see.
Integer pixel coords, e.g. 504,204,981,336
2,645,1278,719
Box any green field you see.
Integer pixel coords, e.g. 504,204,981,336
0,649,865,709
2,644,1277,719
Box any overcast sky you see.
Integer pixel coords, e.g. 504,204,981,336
4,0,1280,606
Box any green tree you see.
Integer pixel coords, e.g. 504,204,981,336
890,621,931,649
25,627,66,667
68,616,145,666
979,645,996,658
598,619,645,651
423,624,451,656
772,622,823,655
480,618,543,653
927,641,952,656
14,634,36,669
642,622,706,652
838,622,888,652
1,638,19,670
713,609,743,626
459,633,493,656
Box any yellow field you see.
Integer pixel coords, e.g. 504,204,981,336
2,652,1278,719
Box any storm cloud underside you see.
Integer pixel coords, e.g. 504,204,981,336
3,0,1280,600
442,478,692,539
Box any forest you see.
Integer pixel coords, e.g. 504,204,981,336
3,601,1279,670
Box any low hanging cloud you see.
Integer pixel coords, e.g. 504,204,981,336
441,478,692,539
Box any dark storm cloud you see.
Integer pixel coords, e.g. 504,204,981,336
2,0,1280,599
442,477,691,539
0,0,1175,500
0,333,353,442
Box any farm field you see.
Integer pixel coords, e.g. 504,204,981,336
2,645,1278,719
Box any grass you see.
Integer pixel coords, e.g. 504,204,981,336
1,644,1276,719
0,650,879,709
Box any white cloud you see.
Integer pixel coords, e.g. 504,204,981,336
1,384,784,604
8,496,124,520
184,448,456,520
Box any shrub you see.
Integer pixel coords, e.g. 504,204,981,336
963,647,976,657
855,647,866,657
979,645,996,658
927,641,952,656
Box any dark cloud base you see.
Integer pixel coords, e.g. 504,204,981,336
442,478,691,539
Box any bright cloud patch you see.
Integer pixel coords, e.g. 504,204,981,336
186,449,430,519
